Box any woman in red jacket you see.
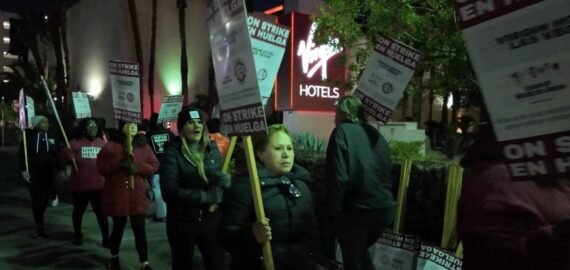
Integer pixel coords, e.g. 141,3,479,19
97,121,159,270
60,117,109,246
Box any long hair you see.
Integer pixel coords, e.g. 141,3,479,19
179,113,210,183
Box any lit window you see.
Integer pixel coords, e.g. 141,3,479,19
2,21,9,30
2,37,9,44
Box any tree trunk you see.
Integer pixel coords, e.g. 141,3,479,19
178,0,189,105
441,92,449,128
127,0,145,116
60,6,72,121
412,87,422,126
428,89,434,121
48,10,66,116
148,0,158,114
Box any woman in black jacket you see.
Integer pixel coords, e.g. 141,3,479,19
160,106,229,270
222,124,322,270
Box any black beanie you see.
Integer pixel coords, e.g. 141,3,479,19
177,106,206,132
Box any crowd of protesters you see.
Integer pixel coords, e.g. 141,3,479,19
16,95,569,270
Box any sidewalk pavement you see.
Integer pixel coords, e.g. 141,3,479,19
0,146,213,270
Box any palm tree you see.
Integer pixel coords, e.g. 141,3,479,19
127,0,145,114
148,0,158,114
177,0,189,104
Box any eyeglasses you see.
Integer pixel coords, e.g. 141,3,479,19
278,177,301,199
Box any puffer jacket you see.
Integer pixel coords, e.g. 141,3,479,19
222,164,321,270
97,136,159,217
159,138,224,221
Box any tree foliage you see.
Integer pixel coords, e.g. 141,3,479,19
313,0,480,107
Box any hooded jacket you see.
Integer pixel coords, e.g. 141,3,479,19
221,164,321,270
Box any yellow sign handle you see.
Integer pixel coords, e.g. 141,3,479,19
208,136,238,213
393,158,413,234
243,135,274,270
221,136,237,173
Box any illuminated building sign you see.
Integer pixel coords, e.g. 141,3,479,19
276,12,345,112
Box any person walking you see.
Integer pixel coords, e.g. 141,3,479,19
97,121,159,270
59,117,109,247
222,124,323,270
146,113,174,221
326,96,396,270
160,107,229,270
19,115,62,239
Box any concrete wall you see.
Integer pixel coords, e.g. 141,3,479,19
67,0,211,126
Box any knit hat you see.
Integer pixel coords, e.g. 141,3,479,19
177,106,206,133
30,115,48,129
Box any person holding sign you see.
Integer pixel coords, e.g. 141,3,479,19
18,115,63,239
458,123,570,270
97,121,159,270
146,113,175,221
59,117,109,247
326,96,396,270
160,106,230,270
222,124,323,270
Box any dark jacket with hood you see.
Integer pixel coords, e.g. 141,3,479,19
326,122,396,216
159,138,225,221
221,164,321,270
19,128,62,183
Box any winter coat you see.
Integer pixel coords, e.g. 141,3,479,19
458,162,570,270
326,122,396,216
97,137,159,217
222,164,321,270
160,138,224,221
19,129,62,184
59,137,106,192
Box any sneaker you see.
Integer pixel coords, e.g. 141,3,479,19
51,195,59,207
107,257,120,270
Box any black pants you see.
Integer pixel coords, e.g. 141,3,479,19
166,211,225,270
27,174,55,227
72,191,109,239
110,215,148,262
334,207,395,270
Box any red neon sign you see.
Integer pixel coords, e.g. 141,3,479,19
276,12,346,112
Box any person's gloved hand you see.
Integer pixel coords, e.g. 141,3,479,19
121,155,137,175
207,171,232,189
202,187,223,205
21,171,31,183
252,218,272,244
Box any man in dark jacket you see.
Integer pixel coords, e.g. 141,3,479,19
326,96,396,270
19,115,62,238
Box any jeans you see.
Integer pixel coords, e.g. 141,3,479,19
152,174,167,219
